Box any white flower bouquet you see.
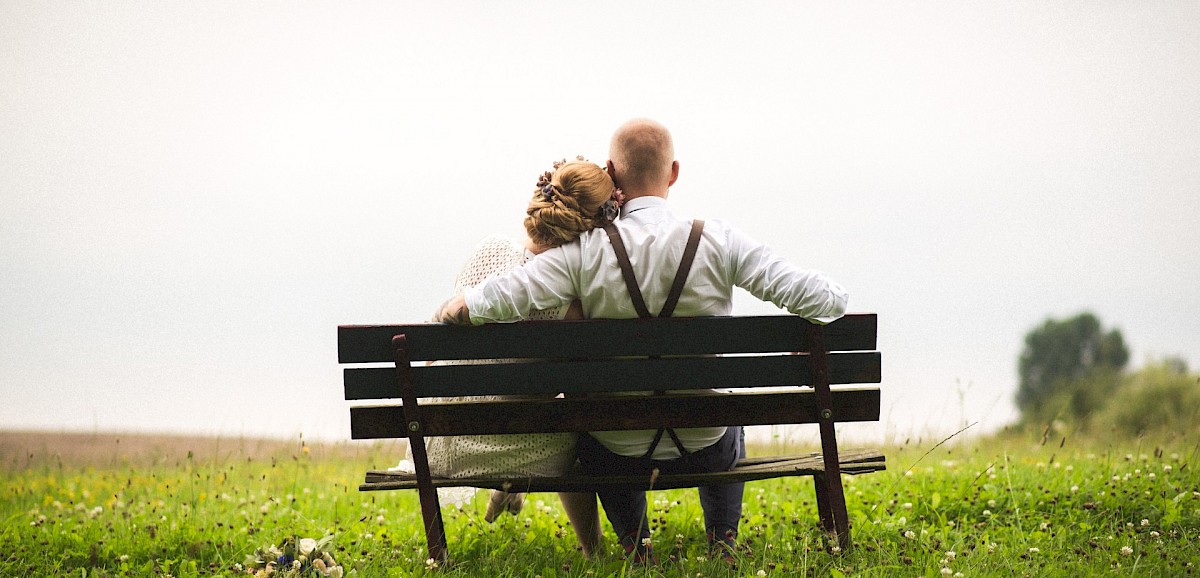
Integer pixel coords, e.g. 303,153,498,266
242,535,343,577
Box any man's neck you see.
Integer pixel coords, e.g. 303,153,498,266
621,189,669,202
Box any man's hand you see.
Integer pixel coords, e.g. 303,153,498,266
433,294,472,325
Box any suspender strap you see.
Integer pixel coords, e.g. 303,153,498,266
603,224,652,318
604,219,708,460
603,220,705,319
659,219,705,318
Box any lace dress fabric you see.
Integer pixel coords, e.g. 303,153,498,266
397,237,576,504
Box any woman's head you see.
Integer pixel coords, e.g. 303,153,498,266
525,157,623,248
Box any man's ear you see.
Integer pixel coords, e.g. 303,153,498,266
667,160,680,186
604,158,624,184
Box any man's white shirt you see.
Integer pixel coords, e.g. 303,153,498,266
464,195,849,458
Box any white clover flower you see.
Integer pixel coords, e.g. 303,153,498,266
642,537,653,547
1120,546,1133,556
946,551,956,560
941,568,953,576
830,546,841,555
425,558,439,569
757,570,767,576
1028,547,1040,554
902,502,913,510
983,510,993,517
904,530,916,539
299,538,318,555
987,499,996,508
1150,531,1160,539
1163,465,1172,472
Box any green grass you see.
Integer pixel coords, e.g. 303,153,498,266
3,432,1199,577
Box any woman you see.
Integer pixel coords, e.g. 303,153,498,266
400,156,622,557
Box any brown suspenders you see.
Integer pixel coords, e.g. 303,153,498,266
603,219,705,318
602,219,706,459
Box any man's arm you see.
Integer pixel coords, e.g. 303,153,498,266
462,243,580,323
725,226,849,324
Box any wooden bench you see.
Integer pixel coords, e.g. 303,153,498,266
338,313,884,561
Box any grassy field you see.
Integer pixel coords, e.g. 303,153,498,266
2,430,1198,577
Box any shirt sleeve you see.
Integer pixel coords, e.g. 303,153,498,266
723,224,849,324
464,243,580,324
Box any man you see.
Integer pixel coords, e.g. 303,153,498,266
435,118,848,561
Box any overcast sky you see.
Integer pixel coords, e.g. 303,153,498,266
2,1,1197,443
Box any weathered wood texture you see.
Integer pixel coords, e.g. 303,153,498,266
339,313,877,363
350,388,881,439
361,449,886,492
344,351,881,399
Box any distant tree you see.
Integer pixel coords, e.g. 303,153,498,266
1016,312,1129,421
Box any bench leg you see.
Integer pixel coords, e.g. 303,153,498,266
416,485,448,563
811,472,835,534
812,471,851,551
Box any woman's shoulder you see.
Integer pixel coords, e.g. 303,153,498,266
454,235,528,290
470,235,525,256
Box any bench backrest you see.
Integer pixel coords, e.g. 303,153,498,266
339,314,881,440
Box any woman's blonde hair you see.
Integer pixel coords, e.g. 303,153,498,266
524,160,618,248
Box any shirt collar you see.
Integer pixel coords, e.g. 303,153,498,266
619,195,668,218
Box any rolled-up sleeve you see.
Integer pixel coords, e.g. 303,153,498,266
725,226,849,324
463,244,579,324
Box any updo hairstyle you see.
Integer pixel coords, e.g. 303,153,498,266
524,160,617,248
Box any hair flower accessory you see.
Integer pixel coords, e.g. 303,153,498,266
596,187,625,223
536,170,556,202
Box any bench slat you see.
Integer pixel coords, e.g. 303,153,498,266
344,351,881,400
350,388,881,439
359,449,885,492
338,314,877,363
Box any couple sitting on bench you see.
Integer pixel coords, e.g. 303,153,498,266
418,118,849,562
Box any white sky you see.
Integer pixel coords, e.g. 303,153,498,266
2,1,1198,443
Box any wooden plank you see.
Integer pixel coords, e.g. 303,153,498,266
344,351,881,400
350,388,881,439
339,314,877,363
360,449,885,492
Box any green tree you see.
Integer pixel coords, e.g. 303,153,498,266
1016,312,1129,421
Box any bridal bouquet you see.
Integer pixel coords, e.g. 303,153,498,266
242,535,343,577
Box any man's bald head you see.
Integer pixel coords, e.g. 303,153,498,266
607,118,678,198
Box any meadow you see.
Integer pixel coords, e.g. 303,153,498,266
2,429,1197,577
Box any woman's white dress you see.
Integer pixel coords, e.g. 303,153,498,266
396,237,577,504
